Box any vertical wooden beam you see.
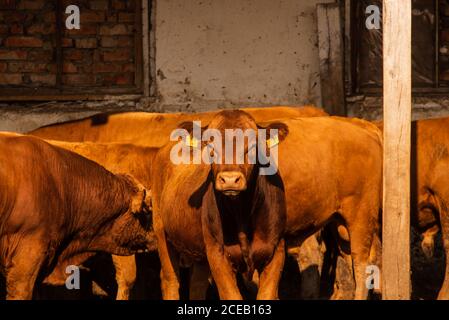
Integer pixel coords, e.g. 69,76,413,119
142,0,151,97
317,3,346,116
382,0,412,300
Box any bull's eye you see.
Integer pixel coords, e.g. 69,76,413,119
206,143,216,158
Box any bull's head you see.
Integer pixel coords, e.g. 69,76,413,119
178,110,288,198
106,174,156,254
127,175,152,216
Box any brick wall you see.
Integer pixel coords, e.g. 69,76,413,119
0,0,141,94
440,0,449,82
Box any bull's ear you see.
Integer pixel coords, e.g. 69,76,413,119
176,121,208,148
143,189,152,212
258,122,289,147
130,183,149,215
177,121,198,134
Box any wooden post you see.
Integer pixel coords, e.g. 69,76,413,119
317,3,346,116
382,0,411,300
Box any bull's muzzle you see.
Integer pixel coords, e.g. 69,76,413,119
215,171,247,196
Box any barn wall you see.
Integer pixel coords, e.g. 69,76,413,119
0,0,139,90
346,0,449,121
347,96,449,121
3,0,449,132
153,0,334,112
0,0,334,132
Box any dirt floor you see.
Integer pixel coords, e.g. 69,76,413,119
0,227,444,300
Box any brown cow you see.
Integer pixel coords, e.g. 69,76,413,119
0,133,152,299
331,116,449,300
372,118,449,298
29,106,327,147
376,117,449,299
42,140,158,300
188,115,384,301
263,115,382,300
153,111,382,300
30,106,329,298
152,110,289,300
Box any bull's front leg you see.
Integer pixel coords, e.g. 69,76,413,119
154,211,181,300
6,236,46,300
112,255,137,300
255,239,285,300
202,225,242,300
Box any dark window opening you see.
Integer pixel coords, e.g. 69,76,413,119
351,0,449,94
0,0,143,100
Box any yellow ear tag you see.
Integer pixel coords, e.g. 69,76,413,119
186,135,199,148
267,135,279,148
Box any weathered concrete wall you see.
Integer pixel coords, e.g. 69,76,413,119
154,0,333,111
4,1,449,132
0,99,145,132
347,96,449,121
0,0,332,132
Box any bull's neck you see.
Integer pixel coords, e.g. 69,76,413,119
71,175,135,249
214,171,260,233
84,175,151,255
216,182,257,218
213,172,261,280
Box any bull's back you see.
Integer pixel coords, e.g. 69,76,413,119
46,140,156,188
331,116,383,144
246,105,327,121
30,112,213,144
30,106,326,147
279,117,382,180
0,134,68,234
0,133,128,231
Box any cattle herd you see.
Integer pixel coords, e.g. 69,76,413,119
0,105,448,300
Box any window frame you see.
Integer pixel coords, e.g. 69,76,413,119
0,0,150,101
347,0,446,96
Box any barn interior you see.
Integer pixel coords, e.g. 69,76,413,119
0,0,447,300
